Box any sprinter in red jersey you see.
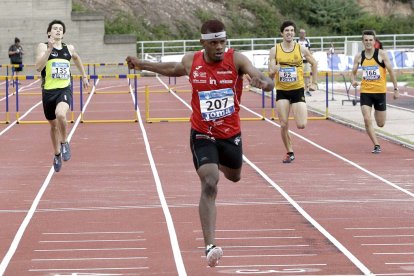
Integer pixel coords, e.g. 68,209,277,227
126,19,274,268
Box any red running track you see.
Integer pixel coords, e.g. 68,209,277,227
0,75,413,275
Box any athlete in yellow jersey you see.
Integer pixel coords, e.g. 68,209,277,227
268,20,318,163
351,30,399,154
35,20,89,172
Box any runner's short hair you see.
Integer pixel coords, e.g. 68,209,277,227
362,30,376,38
14,37,20,43
280,20,296,33
47,20,66,36
201,19,225,34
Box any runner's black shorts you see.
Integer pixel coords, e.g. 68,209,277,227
11,62,23,72
360,93,386,111
190,128,243,170
276,88,306,103
42,86,72,120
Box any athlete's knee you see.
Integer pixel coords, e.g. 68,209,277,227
226,173,241,183
200,175,219,198
363,119,371,128
55,111,66,121
50,124,58,131
377,121,385,128
279,120,289,128
297,123,306,129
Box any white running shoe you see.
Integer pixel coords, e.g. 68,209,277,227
206,244,223,267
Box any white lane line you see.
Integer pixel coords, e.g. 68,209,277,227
386,262,414,265
156,75,191,110
242,154,373,275
155,78,372,275
221,245,310,248
374,274,414,276
374,252,414,255
32,256,147,261
241,104,414,199
346,227,414,230
95,84,130,91
29,267,148,272
0,80,99,275
0,101,42,137
34,247,146,252
39,239,145,243
0,79,40,102
35,204,162,212
129,80,186,276
43,231,144,235
193,229,295,232
387,103,414,112
217,263,327,268
196,237,302,240
363,243,414,246
355,235,414,238
222,254,317,258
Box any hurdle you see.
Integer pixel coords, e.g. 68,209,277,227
0,75,52,124
168,76,192,93
248,71,330,121
0,76,11,123
144,83,266,123
84,62,128,86
0,64,36,88
1,73,140,124
80,74,140,123
145,85,189,123
4,75,76,124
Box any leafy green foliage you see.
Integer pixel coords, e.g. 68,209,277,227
82,0,414,40
72,2,87,12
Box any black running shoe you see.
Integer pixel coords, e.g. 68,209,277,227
282,152,295,163
372,145,381,154
53,154,62,172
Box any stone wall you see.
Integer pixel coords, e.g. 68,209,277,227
0,0,136,69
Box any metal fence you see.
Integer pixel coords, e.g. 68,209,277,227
138,34,414,61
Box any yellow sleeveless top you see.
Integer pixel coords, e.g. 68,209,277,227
360,49,387,94
42,43,71,90
275,43,304,90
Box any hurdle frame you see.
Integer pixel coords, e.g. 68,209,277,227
79,74,140,124
1,73,140,124
144,79,266,123
0,76,11,123
268,71,329,121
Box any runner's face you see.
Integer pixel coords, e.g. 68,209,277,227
363,35,375,50
203,38,227,62
48,24,64,40
282,26,295,42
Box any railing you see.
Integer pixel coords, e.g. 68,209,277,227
138,34,414,61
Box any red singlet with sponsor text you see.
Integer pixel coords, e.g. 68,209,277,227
189,48,243,139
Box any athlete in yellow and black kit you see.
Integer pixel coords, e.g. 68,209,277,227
41,42,72,121
268,20,318,163
351,30,399,154
35,20,89,172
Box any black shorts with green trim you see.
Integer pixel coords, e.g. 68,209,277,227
42,86,72,120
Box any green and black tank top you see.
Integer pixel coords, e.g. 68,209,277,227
41,43,72,90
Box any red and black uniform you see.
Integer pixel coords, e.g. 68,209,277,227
189,48,244,170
